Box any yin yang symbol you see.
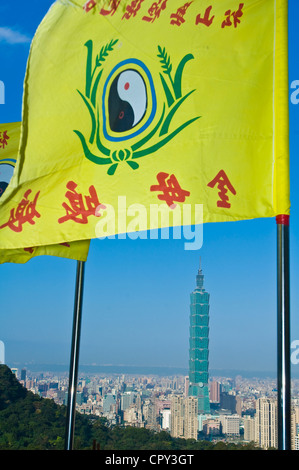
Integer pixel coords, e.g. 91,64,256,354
102,59,156,142
108,70,147,133
0,160,16,197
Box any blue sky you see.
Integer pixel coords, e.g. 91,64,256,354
0,0,299,376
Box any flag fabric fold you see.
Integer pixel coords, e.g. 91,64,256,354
0,0,289,250
0,240,90,264
0,122,90,263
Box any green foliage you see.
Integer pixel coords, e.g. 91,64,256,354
0,363,27,410
0,366,260,451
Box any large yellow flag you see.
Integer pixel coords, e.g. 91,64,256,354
0,0,289,249
0,122,89,262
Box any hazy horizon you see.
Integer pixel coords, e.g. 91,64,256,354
1,1,299,379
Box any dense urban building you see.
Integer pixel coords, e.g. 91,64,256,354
255,397,278,449
210,380,220,403
244,415,256,442
170,395,198,440
220,414,240,436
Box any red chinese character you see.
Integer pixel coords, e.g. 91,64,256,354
170,2,192,26
142,0,168,23
122,0,145,19
195,5,214,27
58,181,105,224
0,130,10,149
207,169,236,208
150,172,190,208
221,3,244,28
83,0,96,12
100,0,120,16
0,189,41,232
24,247,35,254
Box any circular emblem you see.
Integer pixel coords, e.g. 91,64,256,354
102,59,157,142
0,158,16,197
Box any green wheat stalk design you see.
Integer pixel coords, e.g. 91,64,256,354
78,39,118,144
157,46,175,107
85,39,118,101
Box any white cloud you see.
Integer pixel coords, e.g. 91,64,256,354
0,27,31,45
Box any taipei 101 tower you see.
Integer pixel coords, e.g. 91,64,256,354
188,260,210,414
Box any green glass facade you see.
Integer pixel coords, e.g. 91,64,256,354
188,265,210,414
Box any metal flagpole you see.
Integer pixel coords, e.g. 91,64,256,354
64,260,86,451
276,214,291,450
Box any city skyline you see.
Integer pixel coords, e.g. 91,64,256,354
0,1,299,378
6,364,299,449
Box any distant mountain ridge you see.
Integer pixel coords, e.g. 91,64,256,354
7,362,286,378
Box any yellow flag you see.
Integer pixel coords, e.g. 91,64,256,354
0,122,18,198
0,240,89,264
0,0,289,249
0,122,89,262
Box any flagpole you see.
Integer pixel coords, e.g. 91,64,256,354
276,214,291,450
64,260,85,451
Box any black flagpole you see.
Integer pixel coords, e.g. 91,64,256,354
276,214,291,450
64,260,85,451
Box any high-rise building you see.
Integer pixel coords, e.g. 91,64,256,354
184,376,189,397
170,396,185,438
255,397,278,449
220,391,237,413
210,380,220,403
188,262,210,414
291,406,299,450
243,415,256,442
184,396,198,440
146,399,159,431
236,396,242,416
21,368,27,382
170,395,198,440
161,408,171,430
120,391,135,411
102,393,116,413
